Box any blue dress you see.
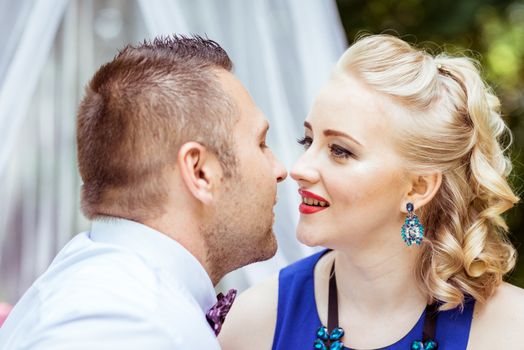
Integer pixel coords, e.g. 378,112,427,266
272,251,475,350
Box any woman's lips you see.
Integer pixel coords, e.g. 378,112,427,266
298,189,328,202
299,203,328,214
298,189,329,214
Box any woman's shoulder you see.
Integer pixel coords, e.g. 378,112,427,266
280,249,329,275
219,275,279,350
219,251,328,350
475,282,524,324
468,282,524,349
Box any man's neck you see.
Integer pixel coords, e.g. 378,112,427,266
141,214,218,284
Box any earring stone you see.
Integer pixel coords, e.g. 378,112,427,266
401,202,424,246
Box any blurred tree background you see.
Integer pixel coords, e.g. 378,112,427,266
336,0,524,287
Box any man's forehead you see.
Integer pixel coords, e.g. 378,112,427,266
216,69,248,97
216,70,268,135
238,109,268,135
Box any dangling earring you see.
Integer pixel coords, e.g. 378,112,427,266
401,203,424,246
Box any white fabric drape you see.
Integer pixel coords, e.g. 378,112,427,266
0,0,142,302
0,0,346,302
0,0,68,178
0,0,70,302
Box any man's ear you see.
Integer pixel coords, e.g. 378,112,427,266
177,142,222,205
401,172,442,212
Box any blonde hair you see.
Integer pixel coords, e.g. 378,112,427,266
336,34,519,310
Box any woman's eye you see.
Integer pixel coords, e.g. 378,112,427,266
297,136,313,149
329,144,352,159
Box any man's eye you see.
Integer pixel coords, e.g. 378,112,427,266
329,144,352,159
297,136,313,149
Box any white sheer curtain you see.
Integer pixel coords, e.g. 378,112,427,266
0,0,149,303
0,0,346,302
0,0,70,302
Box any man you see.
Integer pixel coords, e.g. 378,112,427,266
0,35,287,349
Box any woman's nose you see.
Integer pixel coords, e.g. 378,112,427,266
290,151,319,184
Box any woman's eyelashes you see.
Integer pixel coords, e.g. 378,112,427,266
329,143,353,159
297,136,313,149
297,136,353,159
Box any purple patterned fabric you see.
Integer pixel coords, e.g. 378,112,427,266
206,289,237,336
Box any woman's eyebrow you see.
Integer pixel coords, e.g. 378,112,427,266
304,121,362,146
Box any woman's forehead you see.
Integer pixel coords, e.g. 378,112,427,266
308,78,398,139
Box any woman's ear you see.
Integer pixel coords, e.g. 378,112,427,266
401,172,442,212
177,142,223,205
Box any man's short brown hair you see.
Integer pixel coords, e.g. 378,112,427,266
77,35,237,220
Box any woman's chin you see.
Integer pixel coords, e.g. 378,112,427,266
296,228,324,247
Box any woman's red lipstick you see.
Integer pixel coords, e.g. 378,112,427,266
298,189,329,214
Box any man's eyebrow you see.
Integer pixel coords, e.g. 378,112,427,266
303,121,362,146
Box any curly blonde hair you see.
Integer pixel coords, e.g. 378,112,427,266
336,34,519,310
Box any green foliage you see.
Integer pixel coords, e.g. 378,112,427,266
337,0,524,287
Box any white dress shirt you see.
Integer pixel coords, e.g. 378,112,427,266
0,218,220,349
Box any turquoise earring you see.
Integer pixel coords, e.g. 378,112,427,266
401,203,424,246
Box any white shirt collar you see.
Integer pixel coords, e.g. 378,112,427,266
89,217,217,314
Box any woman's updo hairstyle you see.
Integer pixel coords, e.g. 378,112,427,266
336,34,519,310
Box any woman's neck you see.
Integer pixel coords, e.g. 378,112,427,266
332,240,427,317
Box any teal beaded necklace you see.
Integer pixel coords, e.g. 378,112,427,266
314,262,439,350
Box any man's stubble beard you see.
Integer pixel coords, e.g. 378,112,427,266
202,178,277,283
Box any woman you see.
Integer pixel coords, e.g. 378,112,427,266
219,34,524,349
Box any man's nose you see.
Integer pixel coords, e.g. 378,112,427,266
274,157,287,183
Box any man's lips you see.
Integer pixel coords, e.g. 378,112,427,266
298,189,329,214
